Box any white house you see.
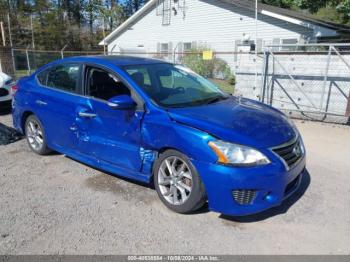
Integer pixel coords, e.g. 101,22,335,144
99,0,348,58
99,0,350,124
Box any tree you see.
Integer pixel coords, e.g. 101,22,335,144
0,0,150,50
263,0,350,24
123,0,148,17
262,0,294,8
100,0,125,31
334,0,350,17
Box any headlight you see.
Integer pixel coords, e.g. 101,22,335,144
208,140,270,166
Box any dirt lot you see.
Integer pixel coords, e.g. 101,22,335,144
0,110,349,255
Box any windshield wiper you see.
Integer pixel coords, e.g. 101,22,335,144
204,95,228,105
163,95,228,108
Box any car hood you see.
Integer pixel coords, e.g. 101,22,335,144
167,96,297,148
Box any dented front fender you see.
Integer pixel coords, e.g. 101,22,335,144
139,108,218,175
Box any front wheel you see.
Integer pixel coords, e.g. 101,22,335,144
154,150,206,214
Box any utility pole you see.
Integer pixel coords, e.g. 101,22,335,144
7,14,13,47
102,19,106,55
0,22,6,46
7,13,16,77
31,15,35,49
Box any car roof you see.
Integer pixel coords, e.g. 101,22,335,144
56,55,170,67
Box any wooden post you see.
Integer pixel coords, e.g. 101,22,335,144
7,14,12,47
26,49,31,75
102,19,106,56
0,22,5,46
346,93,350,117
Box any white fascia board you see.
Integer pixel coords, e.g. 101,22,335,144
99,0,157,45
261,9,337,37
261,10,307,27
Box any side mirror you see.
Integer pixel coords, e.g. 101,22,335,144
107,95,136,110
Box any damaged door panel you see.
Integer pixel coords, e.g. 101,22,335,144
76,98,145,172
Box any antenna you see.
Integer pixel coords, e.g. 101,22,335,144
162,0,171,25
158,0,185,25
177,0,186,18
156,0,164,16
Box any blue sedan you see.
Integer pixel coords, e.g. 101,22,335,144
12,56,306,216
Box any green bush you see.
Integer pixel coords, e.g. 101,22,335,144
182,49,212,78
182,47,235,93
227,75,236,86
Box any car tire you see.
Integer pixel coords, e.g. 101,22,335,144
25,114,51,155
154,149,206,214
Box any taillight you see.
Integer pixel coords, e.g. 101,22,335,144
11,84,18,96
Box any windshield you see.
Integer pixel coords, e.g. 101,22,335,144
123,63,228,108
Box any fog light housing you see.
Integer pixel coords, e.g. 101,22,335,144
232,189,257,205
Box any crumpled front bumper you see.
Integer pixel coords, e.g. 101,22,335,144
192,155,306,216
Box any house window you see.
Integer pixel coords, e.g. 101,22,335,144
161,43,169,56
281,38,298,51
282,38,298,45
183,42,192,52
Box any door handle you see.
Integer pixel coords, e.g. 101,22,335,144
78,111,97,118
36,100,47,106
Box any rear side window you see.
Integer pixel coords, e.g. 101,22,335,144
37,70,48,85
38,64,80,93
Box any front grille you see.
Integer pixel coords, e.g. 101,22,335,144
272,138,303,169
232,190,257,205
0,89,9,97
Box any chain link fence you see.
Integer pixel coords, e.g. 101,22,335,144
12,49,103,79
8,44,350,124
256,44,350,124
11,48,238,94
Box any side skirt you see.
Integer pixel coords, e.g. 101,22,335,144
49,143,152,184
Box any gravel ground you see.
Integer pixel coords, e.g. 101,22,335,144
0,110,349,255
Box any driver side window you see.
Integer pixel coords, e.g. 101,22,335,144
86,67,131,101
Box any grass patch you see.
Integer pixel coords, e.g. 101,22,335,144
15,70,31,80
210,78,235,94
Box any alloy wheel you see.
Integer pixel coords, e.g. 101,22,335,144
158,156,193,205
26,119,44,151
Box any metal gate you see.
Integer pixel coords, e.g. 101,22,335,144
260,44,350,124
